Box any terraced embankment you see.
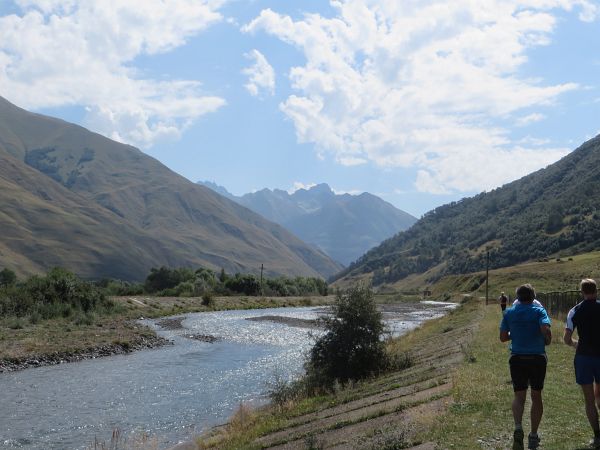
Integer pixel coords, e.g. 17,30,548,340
195,297,482,450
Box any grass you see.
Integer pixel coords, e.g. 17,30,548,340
427,302,593,449
428,250,600,299
0,316,157,360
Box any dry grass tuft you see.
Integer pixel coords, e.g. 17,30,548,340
87,428,159,450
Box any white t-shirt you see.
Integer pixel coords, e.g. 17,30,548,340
512,299,543,307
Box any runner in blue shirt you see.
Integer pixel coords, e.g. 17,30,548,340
500,284,552,450
564,279,600,449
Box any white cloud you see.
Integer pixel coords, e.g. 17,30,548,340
243,49,276,97
516,113,546,126
288,181,316,194
0,0,227,148
244,1,595,193
518,136,551,146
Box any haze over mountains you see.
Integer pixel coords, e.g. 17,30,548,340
0,96,342,281
198,182,417,266
334,134,600,287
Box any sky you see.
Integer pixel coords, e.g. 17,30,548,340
0,0,598,218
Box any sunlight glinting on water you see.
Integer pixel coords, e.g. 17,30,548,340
0,303,455,450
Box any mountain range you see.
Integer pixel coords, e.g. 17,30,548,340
333,134,600,287
198,182,417,266
0,96,342,281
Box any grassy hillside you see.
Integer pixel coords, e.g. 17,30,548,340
334,134,600,285
336,250,600,302
0,148,183,279
0,96,342,280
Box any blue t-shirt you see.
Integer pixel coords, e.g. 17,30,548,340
500,302,551,355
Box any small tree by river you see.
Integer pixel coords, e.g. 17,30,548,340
305,284,388,388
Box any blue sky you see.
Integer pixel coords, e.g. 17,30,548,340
0,1,598,217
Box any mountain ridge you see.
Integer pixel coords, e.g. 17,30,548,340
198,181,417,265
0,96,342,280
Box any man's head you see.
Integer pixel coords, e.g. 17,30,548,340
580,278,597,299
516,284,535,304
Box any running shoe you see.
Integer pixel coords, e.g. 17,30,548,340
528,433,540,449
513,429,524,450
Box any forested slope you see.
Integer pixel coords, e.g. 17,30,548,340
334,135,600,285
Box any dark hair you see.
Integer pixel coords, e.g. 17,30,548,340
516,284,535,303
580,279,597,296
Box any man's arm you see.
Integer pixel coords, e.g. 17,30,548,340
564,328,577,348
541,324,552,345
499,313,510,342
564,307,577,348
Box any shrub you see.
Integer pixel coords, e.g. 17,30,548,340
144,266,194,293
101,280,144,296
0,268,17,287
305,285,388,388
174,281,195,297
201,292,215,307
0,268,113,321
7,317,25,329
268,374,307,405
29,311,42,325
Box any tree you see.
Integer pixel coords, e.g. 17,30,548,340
306,285,388,387
0,268,17,287
144,266,181,292
219,268,227,283
546,205,564,234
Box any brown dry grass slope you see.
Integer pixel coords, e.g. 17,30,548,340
0,96,342,280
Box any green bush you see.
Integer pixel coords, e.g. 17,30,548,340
144,266,195,293
305,285,388,388
0,268,17,287
29,310,42,325
135,266,328,298
100,280,144,296
0,268,114,321
7,317,25,329
201,292,215,307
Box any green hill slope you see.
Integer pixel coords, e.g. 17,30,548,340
334,134,600,285
0,97,342,280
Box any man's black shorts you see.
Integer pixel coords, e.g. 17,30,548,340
509,354,547,391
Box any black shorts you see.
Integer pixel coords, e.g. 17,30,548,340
509,354,547,392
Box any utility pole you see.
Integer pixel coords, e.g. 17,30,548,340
260,264,264,296
485,251,490,305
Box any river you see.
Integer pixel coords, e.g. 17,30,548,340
0,301,456,449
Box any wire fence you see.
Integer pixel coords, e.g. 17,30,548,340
537,290,581,319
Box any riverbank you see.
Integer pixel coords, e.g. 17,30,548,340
172,296,592,449
0,332,170,372
0,295,335,373
224,298,593,450
182,295,480,449
427,302,593,449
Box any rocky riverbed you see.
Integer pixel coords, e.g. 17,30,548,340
0,334,171,373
